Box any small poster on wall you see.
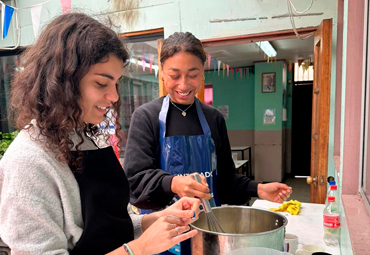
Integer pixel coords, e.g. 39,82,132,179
262,72,276,93
263,109,276,125
218,105,229,120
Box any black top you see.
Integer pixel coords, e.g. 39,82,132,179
166,101,202,136
124,97,258,210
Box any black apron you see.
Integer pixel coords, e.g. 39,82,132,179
70,146,134,255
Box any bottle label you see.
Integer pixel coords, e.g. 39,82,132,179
327,196,335,202
323,214,340,228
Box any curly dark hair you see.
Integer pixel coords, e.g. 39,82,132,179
8,13,129,171
160,32,206,66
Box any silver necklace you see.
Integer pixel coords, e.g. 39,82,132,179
170,100,194,117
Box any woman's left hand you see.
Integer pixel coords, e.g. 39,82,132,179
161,197,201,224
257,183,292,203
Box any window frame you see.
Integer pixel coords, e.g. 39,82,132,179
359,0,370,215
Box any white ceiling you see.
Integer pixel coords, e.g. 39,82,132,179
204,36,314,69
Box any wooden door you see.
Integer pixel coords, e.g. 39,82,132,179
308,19,332,204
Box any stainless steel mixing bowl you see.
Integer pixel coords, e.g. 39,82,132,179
190,206,288,255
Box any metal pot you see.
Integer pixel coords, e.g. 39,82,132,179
190,206,288,255
226,247,293,255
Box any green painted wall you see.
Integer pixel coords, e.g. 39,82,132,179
206,62,287,132
254,61,284,131
0,0,337,47
205,71,255,131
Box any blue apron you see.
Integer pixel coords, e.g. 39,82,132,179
159,95,220,255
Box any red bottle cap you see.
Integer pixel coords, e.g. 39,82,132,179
330,185,337,190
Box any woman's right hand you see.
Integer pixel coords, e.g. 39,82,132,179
128,215,198,255
171,173,211,200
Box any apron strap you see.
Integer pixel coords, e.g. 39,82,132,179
194,98,211,136
158,95,169,142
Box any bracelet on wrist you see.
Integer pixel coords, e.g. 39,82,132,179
123,243,134,255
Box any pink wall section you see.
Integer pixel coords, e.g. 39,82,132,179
340,1,370,254
342,0,365,194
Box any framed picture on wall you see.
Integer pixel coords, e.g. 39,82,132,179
262,72,276,93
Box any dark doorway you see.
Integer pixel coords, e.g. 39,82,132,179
291,80,313,176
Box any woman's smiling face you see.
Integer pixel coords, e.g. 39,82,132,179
79,54,123,124
161,51,204,105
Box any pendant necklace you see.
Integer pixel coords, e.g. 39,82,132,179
170,100,194,117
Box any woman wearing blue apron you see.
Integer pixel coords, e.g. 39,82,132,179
124,32,292,255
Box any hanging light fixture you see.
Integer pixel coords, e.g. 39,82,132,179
256,41,277,57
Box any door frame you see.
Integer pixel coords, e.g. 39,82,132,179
201,27,317,47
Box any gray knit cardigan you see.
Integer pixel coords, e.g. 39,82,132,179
0,124,143,254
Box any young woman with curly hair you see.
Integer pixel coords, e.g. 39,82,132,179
0,13,200,255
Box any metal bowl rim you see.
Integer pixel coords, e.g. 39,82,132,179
190,205,288,237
